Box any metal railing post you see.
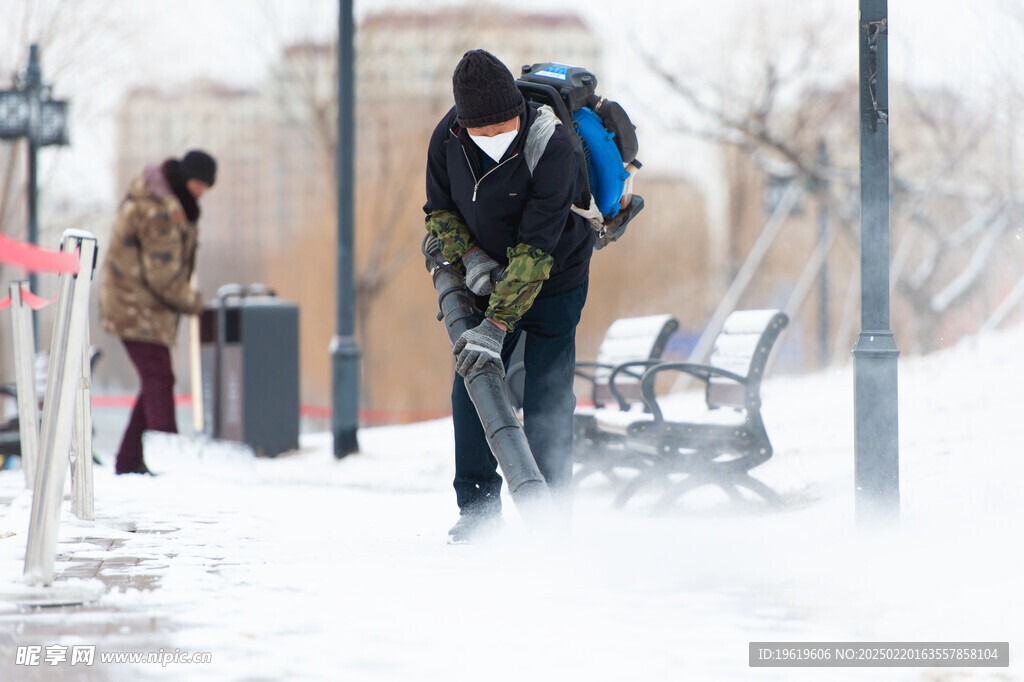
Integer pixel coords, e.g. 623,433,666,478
23,230,96,586
71,324,94,521
9,282,40,489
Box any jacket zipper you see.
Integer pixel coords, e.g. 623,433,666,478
456,137,517,202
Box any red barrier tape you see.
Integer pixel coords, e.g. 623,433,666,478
0,286,58,311
0,232,80,274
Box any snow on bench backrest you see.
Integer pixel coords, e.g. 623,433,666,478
595,314,676,376
592,314,677,404
707,309,787,410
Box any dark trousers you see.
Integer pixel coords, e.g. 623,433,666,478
451,282,588,515
115,340,177,473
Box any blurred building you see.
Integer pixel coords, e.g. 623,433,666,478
359,8,602,104
109,8,709,416
270,9,603,186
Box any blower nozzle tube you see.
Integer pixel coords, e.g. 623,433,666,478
424,238,551,513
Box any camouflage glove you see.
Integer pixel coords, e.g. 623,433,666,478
462,248,499,296
485,243,553,331
425,209,473,270
453,319,505,378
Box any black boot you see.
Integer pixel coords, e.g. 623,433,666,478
447,513,502,545
115,462,156,476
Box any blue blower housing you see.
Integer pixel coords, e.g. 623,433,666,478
573,107,629,218
517,62,640,225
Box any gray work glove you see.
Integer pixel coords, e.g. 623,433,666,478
462,248,500,296
453,319,506,377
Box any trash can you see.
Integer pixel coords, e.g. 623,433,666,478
199,284,300,457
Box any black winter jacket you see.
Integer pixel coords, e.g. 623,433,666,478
424,104,593,297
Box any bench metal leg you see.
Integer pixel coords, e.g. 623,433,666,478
651,471,783,514
573,462,606,486
716,481,746,502
652,474,712,514
732,475,784,508
612,466,663,508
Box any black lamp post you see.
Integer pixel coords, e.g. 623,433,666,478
0,44,70,335
854,0,900,524
331,0,360,457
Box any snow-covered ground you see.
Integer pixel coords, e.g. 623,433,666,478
1,324,1022,681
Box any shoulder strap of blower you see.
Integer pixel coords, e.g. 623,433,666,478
519,109,591,213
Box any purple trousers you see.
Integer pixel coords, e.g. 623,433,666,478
115,340,177,473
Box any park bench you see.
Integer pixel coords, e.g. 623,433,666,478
574,314,679,409
585,309,789,511
504,313,678,413
504,314,679,481
568,314,679,479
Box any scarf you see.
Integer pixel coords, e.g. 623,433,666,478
161,159,200,222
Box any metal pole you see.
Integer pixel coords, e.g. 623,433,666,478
817,141,830,368
331,0,360,457
26,45,41,344
24,231,96,586
9,282,40,489
854,0,900,525
71,324,94,521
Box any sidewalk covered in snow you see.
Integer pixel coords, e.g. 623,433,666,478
1,325,1023,681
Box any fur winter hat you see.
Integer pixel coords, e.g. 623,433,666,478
452,49,525,128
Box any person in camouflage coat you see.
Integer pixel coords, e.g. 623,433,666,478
424,50,593,543
99,150,216,475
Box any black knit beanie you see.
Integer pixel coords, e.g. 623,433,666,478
452,50,525,128
180,149,217,187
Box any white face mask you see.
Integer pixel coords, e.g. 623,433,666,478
469,125,519,163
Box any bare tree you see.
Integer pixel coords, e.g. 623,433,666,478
641,9,1024,360
0,0,126,384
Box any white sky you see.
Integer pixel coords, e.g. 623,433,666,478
0,0,1021,207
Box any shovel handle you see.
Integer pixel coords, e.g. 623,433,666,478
189,313,204,434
